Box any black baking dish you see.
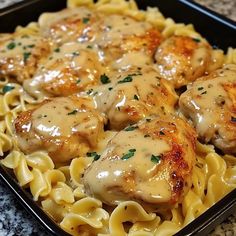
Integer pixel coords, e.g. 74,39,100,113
0,0,236,235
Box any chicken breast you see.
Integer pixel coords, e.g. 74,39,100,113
92,66,178,130
23,42,104,100
83,115,196,208
96,14,162,70
154,35,212,88
39,7,99,44
14,96,105,162
0,33,51,82
179,64,236,154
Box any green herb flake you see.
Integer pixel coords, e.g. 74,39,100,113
197,87,204,91
86,152,100,161
108,87,113,91
87,89,93,95
76,79,81,84
87,45,93,49
7,42,16,50
100,74,111,84
201,91,207,95
146,118,151,122
124,126,137,131
192,38,201,43
121,149,136,160
2,85,15,94
151,154,161,164
231,117,236,122
23,52,31,62
27,44,35,48
133,94,139,100
67,110,77,115
118,76,133,84
144,134,150,138
72,52,80,56
159,131,165,135
82,17,90,24
54,48,60,53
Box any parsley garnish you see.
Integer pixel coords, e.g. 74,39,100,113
144,134,150,138
86,152,100,161
151,154,161,164
134,94,139,100
2,85,15,94
124,126,137,131
118,76,133,84
108,87,113,91
87,89,93,95
87,45,93,49
23,52,31,62
67,110,77,115
201,91,207,95
121,149,136,160
76,79,81,84
82,17,90,24
7,42,16,50
146,118,151,122
27,44,35,48
72,52,79,56
100,74,111,84
192,38,201,43
159,131,165,135
54,48,60,53
231,117,236,122
198,87,204,91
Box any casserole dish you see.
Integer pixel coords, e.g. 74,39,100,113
0,0,235,235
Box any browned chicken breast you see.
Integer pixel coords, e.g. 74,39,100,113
83,115,196,208
179,64,236,154
154,35,213,88
96,14,162,70
0,33,51,82
14,96,105,162
39,7,99,44
92,66,178,130
23,42,104,99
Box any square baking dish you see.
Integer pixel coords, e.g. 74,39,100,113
0,0,236,235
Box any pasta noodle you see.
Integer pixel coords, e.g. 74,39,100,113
0,0,236,235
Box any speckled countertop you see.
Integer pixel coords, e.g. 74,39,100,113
0,0,235,236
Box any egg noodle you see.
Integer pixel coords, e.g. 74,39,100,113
0,0,236,235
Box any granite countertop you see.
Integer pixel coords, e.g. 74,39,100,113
0,0,235,236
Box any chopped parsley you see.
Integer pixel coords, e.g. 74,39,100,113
54,48,60,53
86,152,100,161
121,149,136,160
72,52,80,56
67,110,77,115
87,45,93,49
197,87,204,91
100,74,111,84
2,85,15,94
159,131,165,135
201,91,207,95
23,52,31,62
133,94,139,100
118,76,133,84
146,118,151,122
7,42,16,50
82,17,90,24
87,89,94,95
151,154,161,164
108,87,113,91
231,117,236,122
192,38,201,43
27,44,35,48
144,134,150,138
76,79,81,84
124,126,137,131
